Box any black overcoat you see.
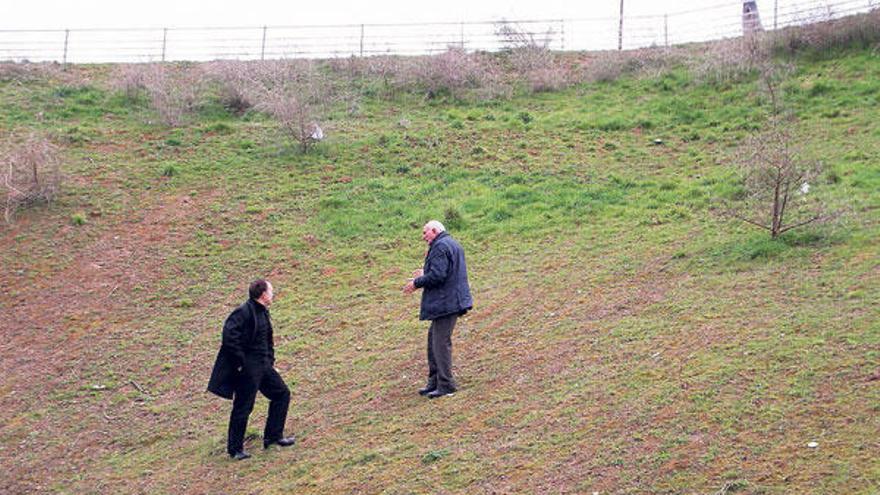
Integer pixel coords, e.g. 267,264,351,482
206,299,275,399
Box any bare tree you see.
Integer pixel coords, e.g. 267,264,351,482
2,133,62,223
252,60,336,153
720,57,842,238
723,115,839,238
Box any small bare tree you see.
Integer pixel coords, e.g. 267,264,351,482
2,134,62,223
253,61,336,153
724,118,835,238
720,56,840,239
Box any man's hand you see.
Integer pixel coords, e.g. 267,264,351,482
411,268,424,278
403,279,417,294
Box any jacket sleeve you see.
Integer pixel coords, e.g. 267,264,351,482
221,306,249,368
414,244,451,289
267,316,276,366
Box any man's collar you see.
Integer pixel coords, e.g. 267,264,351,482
430,231,449,244
249,298,268,311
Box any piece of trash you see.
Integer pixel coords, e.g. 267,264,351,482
309,123,324,141
653,138,663,145
800,182,810,195
91,384,106,390
807,441,818,448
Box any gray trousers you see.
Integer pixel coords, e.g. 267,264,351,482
426,314,458,392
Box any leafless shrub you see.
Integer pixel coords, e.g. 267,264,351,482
404,48,507,100
690,34,770,86
2,134,62,223
364,55,407,97
202,60,258,114
0,62,60,84
251,60,339,153
109,64,148,100
142,63,204,126
580,47,678,83
496,21,568,93
771,8,880,55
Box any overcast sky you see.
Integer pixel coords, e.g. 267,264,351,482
3,0,734,29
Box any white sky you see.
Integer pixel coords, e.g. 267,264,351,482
2,0,729,29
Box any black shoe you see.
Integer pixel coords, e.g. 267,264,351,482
264,435,296,449
427,389,456,399
229,451,251,460
418,386,436,396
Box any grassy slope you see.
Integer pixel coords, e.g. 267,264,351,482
0,49,878,494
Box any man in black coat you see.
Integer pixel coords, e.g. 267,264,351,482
403,220,473,399
207,279,295,460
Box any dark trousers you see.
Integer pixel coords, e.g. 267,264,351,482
426,314,457,392
227,363,290,455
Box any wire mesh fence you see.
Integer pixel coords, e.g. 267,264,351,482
0,0,876,63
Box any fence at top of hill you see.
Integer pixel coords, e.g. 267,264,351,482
0,0,877,64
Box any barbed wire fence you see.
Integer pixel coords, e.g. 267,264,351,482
0,0,876,64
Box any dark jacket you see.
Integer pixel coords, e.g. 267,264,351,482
414,231,473,321
206,299,275,399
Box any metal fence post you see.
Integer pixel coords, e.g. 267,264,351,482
618,0,625,50
664,14,668,49
360,24,364,57
261,25,267,60
62,29,70,67
560,19,565,51
774,0,778,30
460,22,465,49
161,28,167,62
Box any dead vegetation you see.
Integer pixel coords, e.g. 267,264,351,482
2,133,62,223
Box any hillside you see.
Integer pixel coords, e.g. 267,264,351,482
0,42,878,494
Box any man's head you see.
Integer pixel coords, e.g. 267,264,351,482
422,220,446,244
249,279,274,307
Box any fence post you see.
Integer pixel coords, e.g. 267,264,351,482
62,29,70,68
774,0,778,30
618,0,625,50
261,26,267,60
161,28,167,62
460,22,465,49
560,19,565,51
360,24,364,57
664,14,668,49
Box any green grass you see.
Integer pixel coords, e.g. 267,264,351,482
0,45,878,495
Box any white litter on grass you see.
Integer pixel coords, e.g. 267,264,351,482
807,441,819,448
800,182,811,195
309,124,324,141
